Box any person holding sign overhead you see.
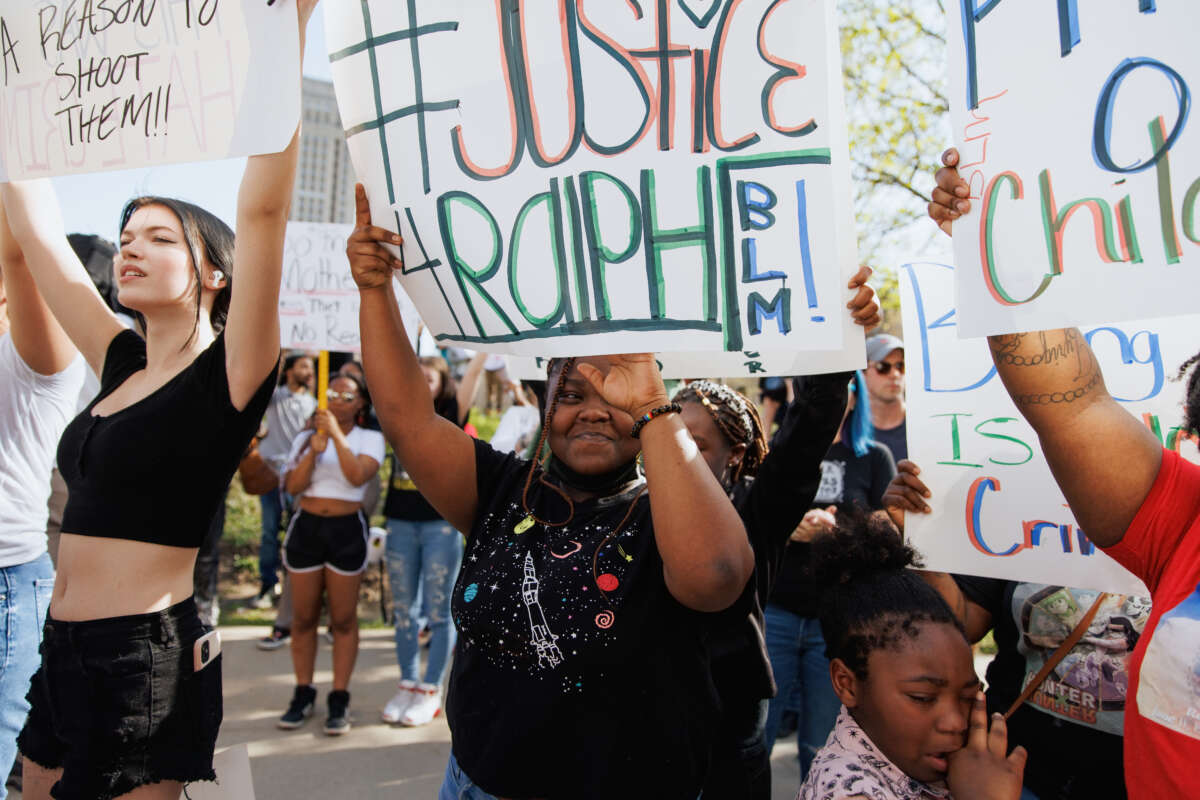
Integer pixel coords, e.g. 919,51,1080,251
0,1,319,797
0,204,86,799
930,148,1200,800
348,183,754,799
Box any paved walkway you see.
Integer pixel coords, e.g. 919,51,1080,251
215,627,451,799
215,626,803,799
11,625,805,799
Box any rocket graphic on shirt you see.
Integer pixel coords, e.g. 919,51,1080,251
522,551,564,669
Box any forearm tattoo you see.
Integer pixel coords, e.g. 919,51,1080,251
988,329,1102,407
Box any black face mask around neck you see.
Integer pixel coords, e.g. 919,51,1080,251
545,454,639,496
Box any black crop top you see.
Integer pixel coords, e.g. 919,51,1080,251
57,329,276,548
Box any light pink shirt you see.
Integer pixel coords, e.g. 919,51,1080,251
798,706,951,800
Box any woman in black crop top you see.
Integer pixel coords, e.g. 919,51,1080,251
0,5,319,798
348,186,756,798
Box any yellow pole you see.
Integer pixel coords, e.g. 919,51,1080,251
317,351,330,410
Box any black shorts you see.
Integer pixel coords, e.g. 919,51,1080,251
283,509,369,575
19,597,221,800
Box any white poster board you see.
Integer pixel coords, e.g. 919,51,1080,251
946,3,1200,337
900,259,1200,595
0,0,301,180
504,348,856,382
280,222,425,353
324,0,859,362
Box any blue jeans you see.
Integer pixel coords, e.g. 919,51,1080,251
259,490,285,593
386,518,463,685
0,553,54,796
439,753,500,800
763,604,841,779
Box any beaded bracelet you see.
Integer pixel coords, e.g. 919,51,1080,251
630,402,682,439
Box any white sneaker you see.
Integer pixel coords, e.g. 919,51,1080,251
381,679,418,723
400,682,442,727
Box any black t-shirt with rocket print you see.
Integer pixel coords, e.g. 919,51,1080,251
446,439,727,800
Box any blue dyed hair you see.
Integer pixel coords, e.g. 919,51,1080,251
845,371,875,457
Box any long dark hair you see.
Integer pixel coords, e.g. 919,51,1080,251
118,196,235,338
810,512,965,679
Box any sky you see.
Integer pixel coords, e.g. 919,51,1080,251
52,13,334,239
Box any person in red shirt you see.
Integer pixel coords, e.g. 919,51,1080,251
929,148,1200,799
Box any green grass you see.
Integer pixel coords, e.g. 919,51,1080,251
469,408,501,442
224,478,262,550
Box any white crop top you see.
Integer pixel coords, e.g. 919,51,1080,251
286,426,386,503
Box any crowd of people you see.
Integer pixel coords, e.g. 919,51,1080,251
0,5,1195,800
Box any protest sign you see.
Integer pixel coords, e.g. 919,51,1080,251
0,0,300,180
504,347,857,381
324,0,859,362
945,3,1200,337
280,222,424,353
899,259,1200,594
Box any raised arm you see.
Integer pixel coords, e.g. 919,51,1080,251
348,185,479,533
742,372,849,597
0,201,78,375
930,149,1161,547
224,0,319,410
884,459,995,643
578,356,753,612
455,352,487,425
985,330,1159,547
0,181,124,376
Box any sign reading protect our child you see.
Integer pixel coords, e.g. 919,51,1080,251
0,0,301,180
899,260,1200,595
324,0,859,360
280,222,426,353
946,3,1200,337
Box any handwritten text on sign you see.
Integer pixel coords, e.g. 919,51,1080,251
0,0,300,180
280,223,421,353
947,2,1200,337
899,260,1200,595
325,0,858,358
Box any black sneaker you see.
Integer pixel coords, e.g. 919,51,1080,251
277,685,317,730
257,627,290,651
324,690,351,736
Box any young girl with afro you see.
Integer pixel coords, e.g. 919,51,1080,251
800,514,1027,800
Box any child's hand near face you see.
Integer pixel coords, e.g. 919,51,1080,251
947,693,1028,799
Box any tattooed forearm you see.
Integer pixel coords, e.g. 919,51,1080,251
987,328,1105,410
989,330,1085,371
1011,371,1102,407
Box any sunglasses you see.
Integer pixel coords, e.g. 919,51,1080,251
325,390,358,403
871,361,905,376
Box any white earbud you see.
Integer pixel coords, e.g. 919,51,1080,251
209,270,224,288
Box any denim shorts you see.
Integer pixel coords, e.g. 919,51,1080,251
18,597,221,800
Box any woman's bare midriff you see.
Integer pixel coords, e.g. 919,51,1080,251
51,533,198,621
298,496,363,516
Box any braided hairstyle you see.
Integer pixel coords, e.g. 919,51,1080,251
518,357,578,526
672,380,769,484
810,511,965,680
